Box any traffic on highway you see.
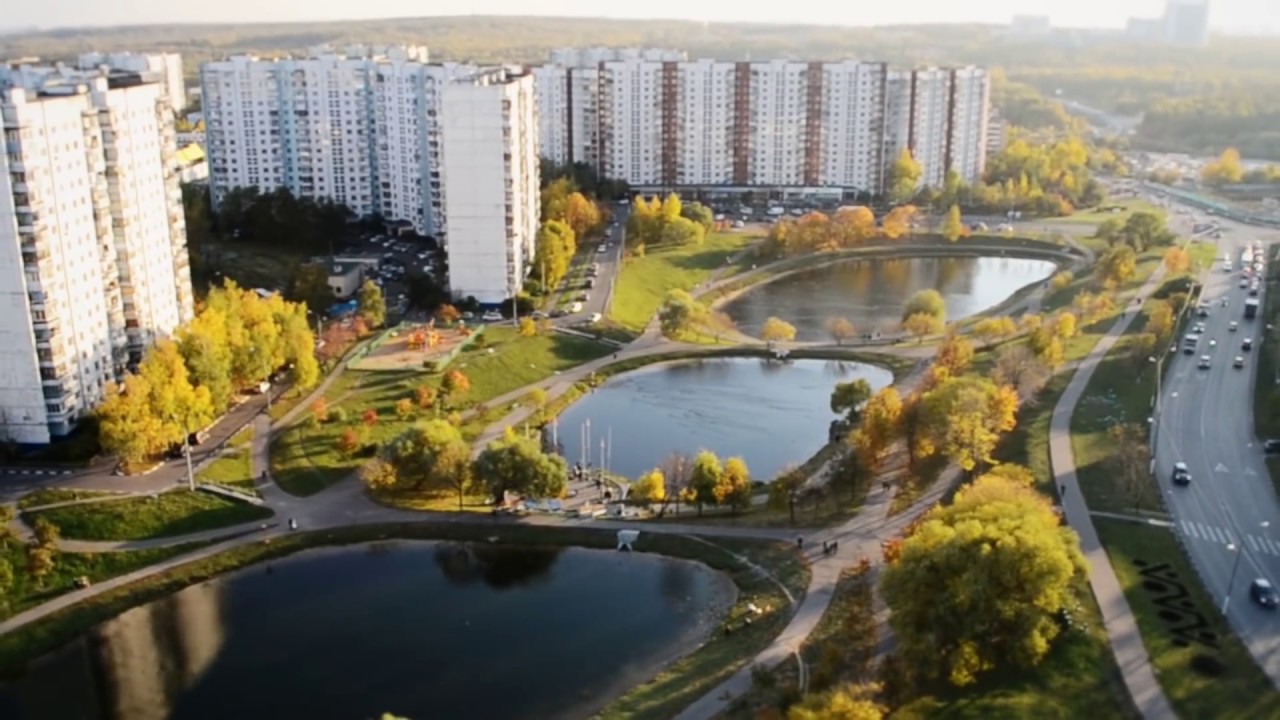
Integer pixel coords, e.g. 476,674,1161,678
1152,209,1280,680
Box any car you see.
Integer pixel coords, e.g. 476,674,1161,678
549,308,568,318
1172,462,1192,486
530,310,546,320
597,245,607,254
1235,356,1246,369
577,292,590,302
1251,578,1279,609
1197,307,1209,318
1240,278,1250,289
1224,262,1233,272
1198,355,1211,369
585,278,596,289
570,301,583,313
1263,439,1280,455
589,312,602,323
481,311,503,322
1243,337,1254,351
1229,321,1239,331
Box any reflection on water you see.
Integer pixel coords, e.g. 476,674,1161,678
0,543,729,720
554,357,893,480
724,255,1057,341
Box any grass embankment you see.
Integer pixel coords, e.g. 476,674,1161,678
23,490,273,541
0,522,809,720
16,489,116,510
1048,199,1167,227
269,327,613,496
608,232,759,335
1096,519,1280,720
196,447,259,498
0,542,205,626
1252,248,1280,496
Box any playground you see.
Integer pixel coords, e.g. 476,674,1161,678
347,320,481,372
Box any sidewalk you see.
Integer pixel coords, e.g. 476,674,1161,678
1049,266,1177,720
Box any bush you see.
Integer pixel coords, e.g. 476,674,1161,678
329,408,348,424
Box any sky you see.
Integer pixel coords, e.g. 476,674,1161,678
2,0,1268,34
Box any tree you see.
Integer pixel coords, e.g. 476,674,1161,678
533,219,576,291
1119,212,1175,251
518,316,537,337
336,428,360,457
903,313,943,342
359,458,399,492
25,543,55,587
660,192,683,222
562,191,601,236
851,387,903,473
1146,300,1175,343
395,398,415,421
887,148,923,204
881,205,918,240
362,408,378,427
902,289,946,324
915,376,1019,472
436,304,461,325
540,177,575,223
1095,217,1124,244
1163,246,1191,275
1049,270,1073,292
384,419,472,507
881,474,1085,687
933,334,975,378
830,379,873,421
1049,311,1078,340
31,516,59,549
659,216,706,246
768,467,807,526
830,206,876,247
442,370,471,406
658,289,707,338
1096,245,1137,289
788,683,885,720
722,457,753,515
680,202,715,231
289,262,335,315
688,450,725,516
994,344,1050,398
826,316,856,346
0,558,13,605
137,339,216,451
1108,424,1159,513
630,469,667,504
357,279,387,329
983,463,1036,487
1202,147,1244,186
760,316,797,347
96,375,168,466
472,432,567,503
972,316,1017,345
177,307,234,412
941,204,964,242
414,385,437,410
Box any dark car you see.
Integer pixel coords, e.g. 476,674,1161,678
1250,578,1279,609
1172,462,1192,486
1263,439,1280,455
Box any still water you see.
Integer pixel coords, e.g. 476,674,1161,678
724,255,1058,341
553,357,893,480
0,543,733,720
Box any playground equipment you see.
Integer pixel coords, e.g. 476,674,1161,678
406,327,441,351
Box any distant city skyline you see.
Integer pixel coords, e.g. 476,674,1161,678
0,0,1273,36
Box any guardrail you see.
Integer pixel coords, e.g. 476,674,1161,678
197,482,265,506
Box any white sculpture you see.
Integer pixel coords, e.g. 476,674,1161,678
617,529,639,552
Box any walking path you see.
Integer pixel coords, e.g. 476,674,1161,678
1049,266,1178,720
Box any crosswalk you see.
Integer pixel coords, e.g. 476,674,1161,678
1180,520,1280,556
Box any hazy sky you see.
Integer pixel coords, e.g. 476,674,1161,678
3,0,1264,33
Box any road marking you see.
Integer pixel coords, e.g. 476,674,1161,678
1266,538,1280,555
1215,462,1230,473
1182,520,1199,538
1247,535,1260,552
1212,526,1231,544
1244,467,1258,476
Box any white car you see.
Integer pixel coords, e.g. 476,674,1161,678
1229,321,1239,332
1198,355,1212,369
481,311,503,322
570,301,583,313
589,312,602,323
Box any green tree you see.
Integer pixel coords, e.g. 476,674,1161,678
1095,217,1124,244
680,202,714,231
830,379,873,421
357,278,387,329
630,468,667,503
1096,245,1137,289
688,450,725,516
915,376,1019,472
881,474,1086,687
903,313,943,341
826,316,856,346
0,557,13,605
658,289,707,338
1119,211,1175,251
760,316,797,347
941,204,964,242
722,456,753,516
768,466,807,526
25,542,55,588
472,431,568,503
902,289,946,323
289,262,335,314
383,419,472,507
31,516,59,549
659,216,706,246
972,316,1017,345
888,148,923,204
788,683,885,720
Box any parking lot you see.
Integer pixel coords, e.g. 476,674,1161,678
356,234,445,315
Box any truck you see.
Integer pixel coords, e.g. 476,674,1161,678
1246,298,1260,319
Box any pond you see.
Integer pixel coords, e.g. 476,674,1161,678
0,542,735,720
723,255,1058,342
553,357,893,480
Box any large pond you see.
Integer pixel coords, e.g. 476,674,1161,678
553,357,893,480
723,255,1058,342
0,542,734,720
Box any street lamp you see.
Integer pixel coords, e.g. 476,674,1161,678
1223,542,1245,615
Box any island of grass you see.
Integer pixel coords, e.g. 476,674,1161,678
22,490,273,542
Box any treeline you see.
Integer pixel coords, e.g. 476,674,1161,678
990,71,1086,136
97,281,319,467
760,205,918,257
531,177,605,295
1138,96,1280,162
1201,148,1280,186
624,193,716,252
209,186,356,253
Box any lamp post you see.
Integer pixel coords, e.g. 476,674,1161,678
1148,355,1164,472
1223,542,1245,615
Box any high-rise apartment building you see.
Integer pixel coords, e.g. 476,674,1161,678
200,47,540,304
533,49,991,194
1164,0,1211,46
77,52,187,113
0,74,194,443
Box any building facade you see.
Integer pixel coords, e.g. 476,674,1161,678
0,75,193,443
201,47,540,305
533,49,991,194
77,52,187,113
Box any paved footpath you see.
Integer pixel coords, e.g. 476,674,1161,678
1049,265,1177,720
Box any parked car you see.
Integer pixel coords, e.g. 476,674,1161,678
1262,439,1280,455
589,312,602,323
481,310,503,322
1251,578,1279,609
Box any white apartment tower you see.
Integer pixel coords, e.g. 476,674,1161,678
201,47,540,304
0,75,194,443
439,69,540,304
77,52,187,113
534,49,991,195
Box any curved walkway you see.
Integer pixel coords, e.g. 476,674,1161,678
1049,264,1177,720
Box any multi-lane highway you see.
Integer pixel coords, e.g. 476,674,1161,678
1153,214,1280,682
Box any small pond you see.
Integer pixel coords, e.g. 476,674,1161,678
723,255,1058,341
553,357,893,480
0,543,734,720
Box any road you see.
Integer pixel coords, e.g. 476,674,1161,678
1153,213,1280,684
543,208,627,327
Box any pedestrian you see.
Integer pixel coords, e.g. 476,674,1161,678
288,518,297,531
796,537,804,550
1060,483,1067,497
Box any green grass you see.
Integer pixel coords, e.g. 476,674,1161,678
196,447,260,498
1095,519,1280,720
0,542,206,623
1047,199,1165,226
23,490,274,541
16,488,117,510
609,232,760,333
1253,248,1280,444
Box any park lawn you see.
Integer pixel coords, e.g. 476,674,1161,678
196,447,260,498
0,542,205,622
23,490,273,541
1049,198,1166,227
609,231,760,333
1096,519,1280,720
16,488,118,510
